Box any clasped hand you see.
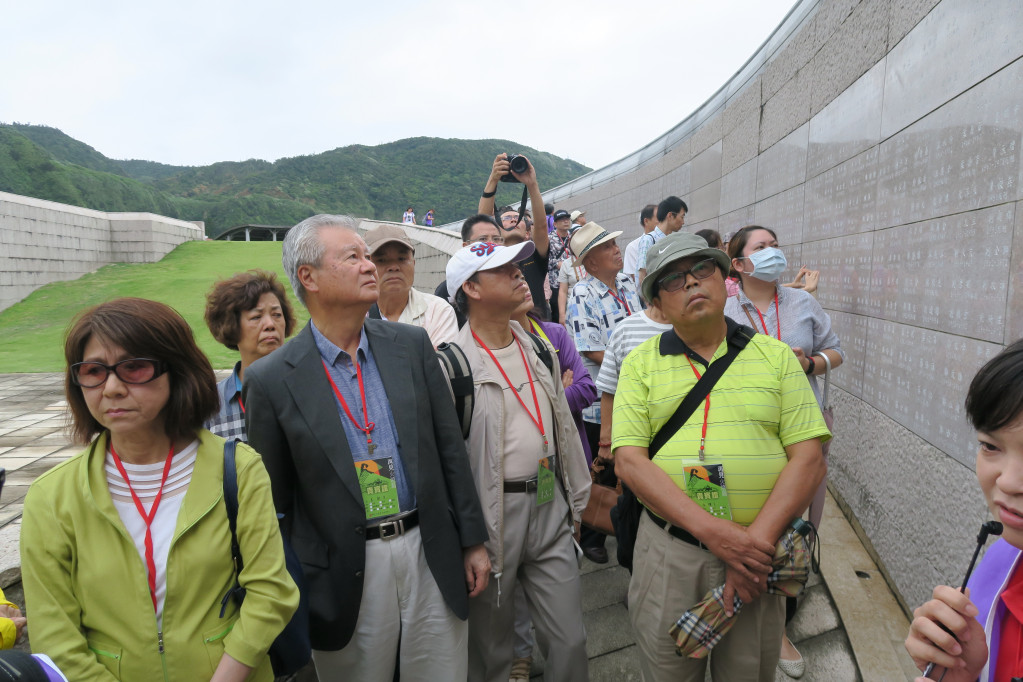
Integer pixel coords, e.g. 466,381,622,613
701,520,774,615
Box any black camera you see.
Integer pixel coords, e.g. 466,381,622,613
500,154,529,182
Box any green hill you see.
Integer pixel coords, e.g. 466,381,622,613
0,123,590,236
0,241,306,372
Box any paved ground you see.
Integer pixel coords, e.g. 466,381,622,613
0,373,917,680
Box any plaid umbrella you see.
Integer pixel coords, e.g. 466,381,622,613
669,520,813,658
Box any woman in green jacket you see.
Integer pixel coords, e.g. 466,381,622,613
20,298,299,681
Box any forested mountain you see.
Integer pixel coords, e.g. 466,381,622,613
0,124,590,236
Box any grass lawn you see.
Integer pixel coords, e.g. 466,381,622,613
0,241,310,373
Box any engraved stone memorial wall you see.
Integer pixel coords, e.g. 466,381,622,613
540,0,1023,610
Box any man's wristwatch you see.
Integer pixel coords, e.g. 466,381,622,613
805,356,816,375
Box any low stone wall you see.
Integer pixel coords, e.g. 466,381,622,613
0,191,205,312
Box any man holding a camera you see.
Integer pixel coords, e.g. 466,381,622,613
478,153,551,319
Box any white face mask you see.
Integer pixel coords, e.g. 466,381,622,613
746,247,787,282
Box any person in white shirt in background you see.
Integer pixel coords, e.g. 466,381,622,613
623,204,659,281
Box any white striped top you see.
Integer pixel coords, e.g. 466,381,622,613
105,440,198,624
595,312,673,395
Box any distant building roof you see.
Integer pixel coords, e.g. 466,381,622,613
215,224,291,241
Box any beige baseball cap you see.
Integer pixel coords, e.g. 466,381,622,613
365,224,414,254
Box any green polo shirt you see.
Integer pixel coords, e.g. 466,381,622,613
612,319,831,526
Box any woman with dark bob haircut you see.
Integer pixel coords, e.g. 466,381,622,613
204,270,296,441
20,298,299,682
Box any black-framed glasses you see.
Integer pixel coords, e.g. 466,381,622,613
657,258,718,293
71,358,167,388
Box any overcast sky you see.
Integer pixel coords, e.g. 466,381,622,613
3,0,796,171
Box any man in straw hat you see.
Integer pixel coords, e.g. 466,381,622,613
566,221,643,564
611,232,829,681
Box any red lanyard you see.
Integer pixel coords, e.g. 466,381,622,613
110,443,175,613
683,356,710,461
322,359,376,451
234,373,245,414
753,291,781,340
607,287,633,316
472,331,548,452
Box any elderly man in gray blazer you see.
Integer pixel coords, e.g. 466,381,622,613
244,215,490,682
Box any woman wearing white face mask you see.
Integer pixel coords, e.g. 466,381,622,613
723,225,844,679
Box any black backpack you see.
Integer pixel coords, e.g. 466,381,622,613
437,332,554,439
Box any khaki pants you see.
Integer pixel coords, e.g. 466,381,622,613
311,526,467,682
468,487,588,682
629,513,784,682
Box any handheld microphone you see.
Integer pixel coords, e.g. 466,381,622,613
923,521,1003,679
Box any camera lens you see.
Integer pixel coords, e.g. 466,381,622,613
508,154,528,174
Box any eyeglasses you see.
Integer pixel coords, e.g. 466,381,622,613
498,215,532,230
469,236,505,245
656,259,718,293
71,358,167,388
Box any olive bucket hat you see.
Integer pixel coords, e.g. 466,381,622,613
641,232,731,303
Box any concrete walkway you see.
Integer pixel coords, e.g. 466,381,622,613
0,373,918,680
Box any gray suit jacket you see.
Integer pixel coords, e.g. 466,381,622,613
243,319,487,651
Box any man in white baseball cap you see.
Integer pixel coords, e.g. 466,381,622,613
445,240,591,682
569,210,587,227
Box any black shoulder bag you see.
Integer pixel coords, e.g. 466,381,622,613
221,440,311,675
611,326,755,572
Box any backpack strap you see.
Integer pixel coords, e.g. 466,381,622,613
436,342,475,439
220,439,246,616
437,331,555,440
525,331,555,379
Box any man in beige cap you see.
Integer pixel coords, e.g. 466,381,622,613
365,223,458,348
566,221,643,563
569,210,587,227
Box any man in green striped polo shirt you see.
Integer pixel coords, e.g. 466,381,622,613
613,232,830,682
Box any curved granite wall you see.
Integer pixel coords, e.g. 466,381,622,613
541,0,1023,611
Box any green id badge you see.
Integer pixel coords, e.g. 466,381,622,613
537,456,555,506
683,462,732,520
356,457,401,520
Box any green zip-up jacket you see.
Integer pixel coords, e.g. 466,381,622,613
20,430,299,681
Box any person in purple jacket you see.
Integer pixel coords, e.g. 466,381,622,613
906,339,1023,681
513,301,598,463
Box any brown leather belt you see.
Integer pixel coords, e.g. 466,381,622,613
366,510,419,540
645,508,708,550
503,479,538,493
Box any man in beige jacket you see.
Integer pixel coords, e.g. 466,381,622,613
445,240,591,682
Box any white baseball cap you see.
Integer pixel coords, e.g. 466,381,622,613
445,241,536,302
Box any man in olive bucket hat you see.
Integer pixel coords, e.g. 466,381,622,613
611,231,830,681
